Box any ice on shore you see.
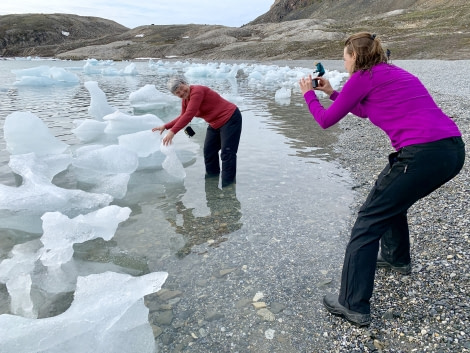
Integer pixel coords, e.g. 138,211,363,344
0,271,168,353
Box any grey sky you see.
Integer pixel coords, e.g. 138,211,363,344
1,0,274,28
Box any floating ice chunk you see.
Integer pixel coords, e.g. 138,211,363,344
184,62,239,78
0,241,43,318
0,153,113,233
91,173,131,199
129,84,178,110
40,206,132,267
83,61,102,75
11,65,79,86
40,153,73,180
275,87,291,99
84,81,117,120
121,62,138,75
148,59,178,74
118,130,161,158
7,274,36,318
71,145,138,198
83,59,115,74
160,143,186,179
4,112,69,156
0,241,41,284
73,145,139,174
0,271,168,353
84,60,137,76
135,152,166,171
274,87,291,105
71,119,107,142
6,152,72,183
103,110,164,137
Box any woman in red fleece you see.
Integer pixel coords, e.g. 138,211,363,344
152,76,242,187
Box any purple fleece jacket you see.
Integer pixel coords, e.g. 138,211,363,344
303,63,461,150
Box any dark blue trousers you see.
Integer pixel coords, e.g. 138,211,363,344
339,137,465,314
204,108,242,187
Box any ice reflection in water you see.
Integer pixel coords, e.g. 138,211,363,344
0,60,353,322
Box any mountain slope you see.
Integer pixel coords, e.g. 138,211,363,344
0,14,128,57
1,1,469,61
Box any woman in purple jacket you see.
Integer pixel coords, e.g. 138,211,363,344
299,32,465,326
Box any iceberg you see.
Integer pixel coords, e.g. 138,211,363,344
4,111,69,156
0,153,113,233
0,271,168,353
84,81,117,120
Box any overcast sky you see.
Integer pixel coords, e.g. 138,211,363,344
1,0,275,28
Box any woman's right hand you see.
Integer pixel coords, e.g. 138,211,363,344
152,125,165,134
314,77,334,96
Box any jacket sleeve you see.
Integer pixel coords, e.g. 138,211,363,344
165,87,205,134
303,73,369,129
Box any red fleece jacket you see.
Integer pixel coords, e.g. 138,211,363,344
164,85,237,134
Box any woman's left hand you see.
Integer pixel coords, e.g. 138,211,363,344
299,75,314,94
162,131,175,146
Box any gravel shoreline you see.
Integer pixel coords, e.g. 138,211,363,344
327,61,470,352
145,61,469,353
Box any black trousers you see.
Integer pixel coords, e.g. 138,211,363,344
338,137,465,314
203,108,242,187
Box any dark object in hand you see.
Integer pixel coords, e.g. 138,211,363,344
184,126,195,137
313,79,319,88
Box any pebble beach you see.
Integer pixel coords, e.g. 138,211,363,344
321,60,470,352
145,60,469,353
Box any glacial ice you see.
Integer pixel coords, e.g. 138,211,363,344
4,111,69,156
0,271,168,353
0,153,113,233
11,65,80,86
84,81,117,120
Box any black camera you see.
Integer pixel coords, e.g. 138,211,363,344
313,78,319,88
184,126,195,137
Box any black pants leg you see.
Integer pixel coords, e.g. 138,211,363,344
338,137,465,314
380,213,410,266
203,108,242,186
204,125,221,176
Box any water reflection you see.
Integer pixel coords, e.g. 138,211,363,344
169,177,242,257
264,89,340,162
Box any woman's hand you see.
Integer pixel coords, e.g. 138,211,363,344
162,131,175,146
299,75,334,96
152,125,165,134
299,74,314,94
314,77,334,96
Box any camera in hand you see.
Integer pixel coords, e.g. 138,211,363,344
313,78,319,88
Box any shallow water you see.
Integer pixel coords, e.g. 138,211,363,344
0,59,353,328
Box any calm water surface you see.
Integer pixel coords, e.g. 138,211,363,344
0,59,354,325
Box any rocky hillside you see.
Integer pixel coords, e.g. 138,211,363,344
0,14,128,57
1,0,470,61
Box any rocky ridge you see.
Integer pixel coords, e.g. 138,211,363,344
1,0,470,61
